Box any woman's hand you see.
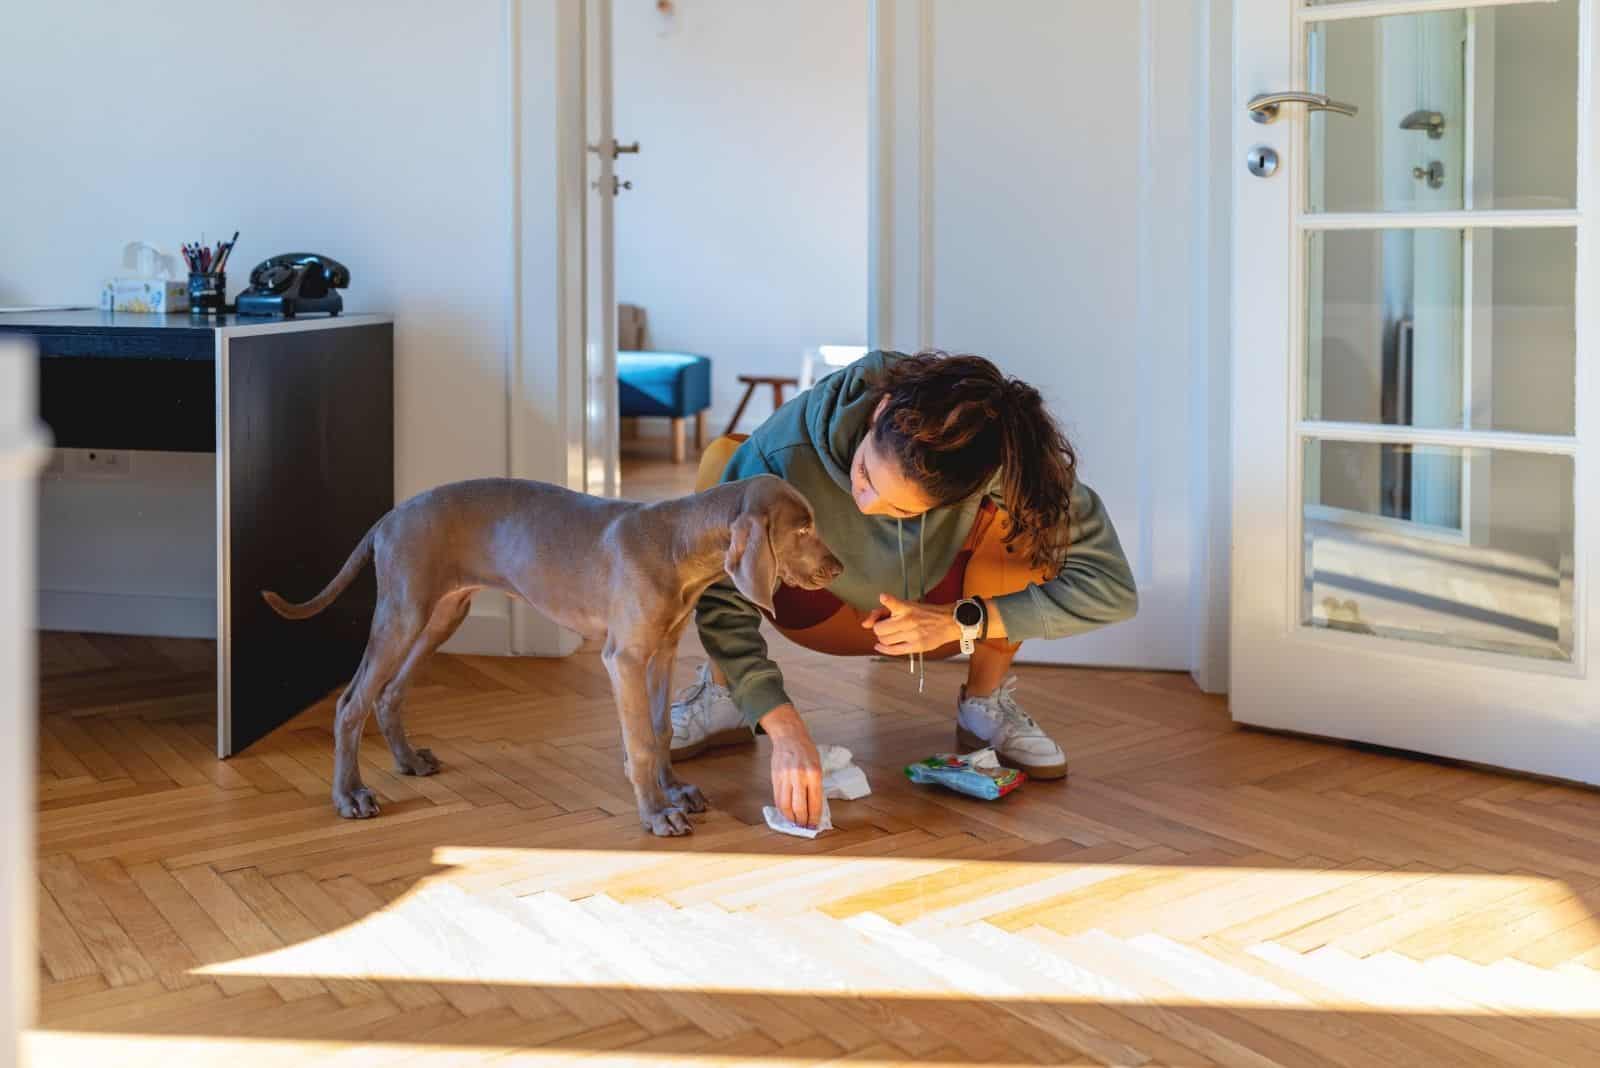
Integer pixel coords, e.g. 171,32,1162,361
761,703,824,828
861,593,960,655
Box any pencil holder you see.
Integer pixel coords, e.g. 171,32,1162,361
188,271,226,313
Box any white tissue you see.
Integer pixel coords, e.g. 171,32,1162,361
762,744,871,838
117,241,186,281
821,743,872,800
763,803,833,838
967,747,1002,770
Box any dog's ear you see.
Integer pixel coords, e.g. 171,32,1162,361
725,512,777,614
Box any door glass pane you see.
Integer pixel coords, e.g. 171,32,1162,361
1303,439,1573,661
1305,0,1578,213
1305,227,1575,434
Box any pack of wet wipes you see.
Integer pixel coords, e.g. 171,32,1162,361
904,748,1025,801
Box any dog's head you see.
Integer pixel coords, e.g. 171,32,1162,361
724,475,844,614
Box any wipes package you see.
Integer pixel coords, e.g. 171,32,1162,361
762,743,870,838
904,748,1026,800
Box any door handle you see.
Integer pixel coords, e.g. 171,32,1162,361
586,139,642,159
1247,92,1359,124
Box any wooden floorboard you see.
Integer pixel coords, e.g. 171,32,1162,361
26,453,1600,1066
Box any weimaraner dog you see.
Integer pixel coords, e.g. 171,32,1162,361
262,474,842,836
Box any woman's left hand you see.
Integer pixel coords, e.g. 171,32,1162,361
862,593,960,655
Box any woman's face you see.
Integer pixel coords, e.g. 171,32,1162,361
850,400,937,518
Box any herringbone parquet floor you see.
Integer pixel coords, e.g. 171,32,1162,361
26,454,1600,1066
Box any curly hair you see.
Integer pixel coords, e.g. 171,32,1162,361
866,351,1077,572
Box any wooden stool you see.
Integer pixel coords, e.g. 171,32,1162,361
725,374,800,437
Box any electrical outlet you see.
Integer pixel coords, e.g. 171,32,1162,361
66,448,132,478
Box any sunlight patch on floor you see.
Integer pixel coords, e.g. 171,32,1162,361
179,847,1600,1016
28,1031,1033,1068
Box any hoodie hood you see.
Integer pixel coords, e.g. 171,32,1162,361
802,351,888,494
801,352,931,689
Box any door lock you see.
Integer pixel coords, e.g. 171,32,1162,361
1247,145,1279,178
1412,160,1445,189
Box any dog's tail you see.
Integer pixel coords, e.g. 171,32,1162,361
261,521,381,621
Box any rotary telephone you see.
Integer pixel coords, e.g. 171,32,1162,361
236,253,349,317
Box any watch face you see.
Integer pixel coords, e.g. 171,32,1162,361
954,600,982,627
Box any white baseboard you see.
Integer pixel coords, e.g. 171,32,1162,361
38,589,216,639
35,588,546,658
440,605,512,656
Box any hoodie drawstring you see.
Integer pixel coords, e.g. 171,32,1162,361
895,517,927,694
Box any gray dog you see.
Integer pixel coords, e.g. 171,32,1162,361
262,474,842,836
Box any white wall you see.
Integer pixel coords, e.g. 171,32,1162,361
872,0,1229,685
611,0,867,434
1,0,582,653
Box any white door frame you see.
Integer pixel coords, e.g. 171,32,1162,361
506,0,592,657
1230,0,1599,783
0,339,46,1068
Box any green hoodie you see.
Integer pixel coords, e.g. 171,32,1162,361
695,350,1139,725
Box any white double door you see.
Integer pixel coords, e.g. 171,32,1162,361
1233,0,1600,783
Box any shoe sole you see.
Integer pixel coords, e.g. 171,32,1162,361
956,726,1068,780
671,727,756,762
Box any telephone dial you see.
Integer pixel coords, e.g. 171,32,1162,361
236,253,349,317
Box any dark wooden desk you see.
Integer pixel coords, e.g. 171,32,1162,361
0,310,394,756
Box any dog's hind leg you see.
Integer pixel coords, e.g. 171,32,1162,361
373,590,473,777
332,597,426,819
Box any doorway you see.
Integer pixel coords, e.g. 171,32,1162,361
604,0,869,500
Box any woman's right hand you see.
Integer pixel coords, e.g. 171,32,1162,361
761,703,823,828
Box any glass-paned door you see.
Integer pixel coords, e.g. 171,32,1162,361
1232,0,1597,783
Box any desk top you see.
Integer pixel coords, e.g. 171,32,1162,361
0,310,391,360
0,309,388,333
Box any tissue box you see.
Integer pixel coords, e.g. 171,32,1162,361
101,277,190,313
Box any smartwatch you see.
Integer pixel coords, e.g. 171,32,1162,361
953,597,984,654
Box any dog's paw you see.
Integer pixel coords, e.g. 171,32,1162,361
332,786,381,819
397,747,441,777
642,805,694,837
666,781,709,813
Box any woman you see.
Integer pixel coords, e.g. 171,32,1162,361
673,350,1137,828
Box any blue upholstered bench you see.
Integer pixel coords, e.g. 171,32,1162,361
617,350,711,462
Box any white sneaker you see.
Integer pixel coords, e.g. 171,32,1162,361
956,675,1068,779
669,663,753,761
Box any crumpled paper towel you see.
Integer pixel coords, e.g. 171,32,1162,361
763,743,871,838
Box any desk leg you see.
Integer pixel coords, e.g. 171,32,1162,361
216,323,394,756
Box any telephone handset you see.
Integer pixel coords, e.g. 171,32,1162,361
236,253,350,317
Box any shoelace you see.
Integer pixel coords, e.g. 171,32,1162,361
987,676,1039,736
993,675,1027,719
671,666,713,729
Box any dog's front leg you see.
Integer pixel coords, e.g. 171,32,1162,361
603,637,692,836
647,644,707,815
